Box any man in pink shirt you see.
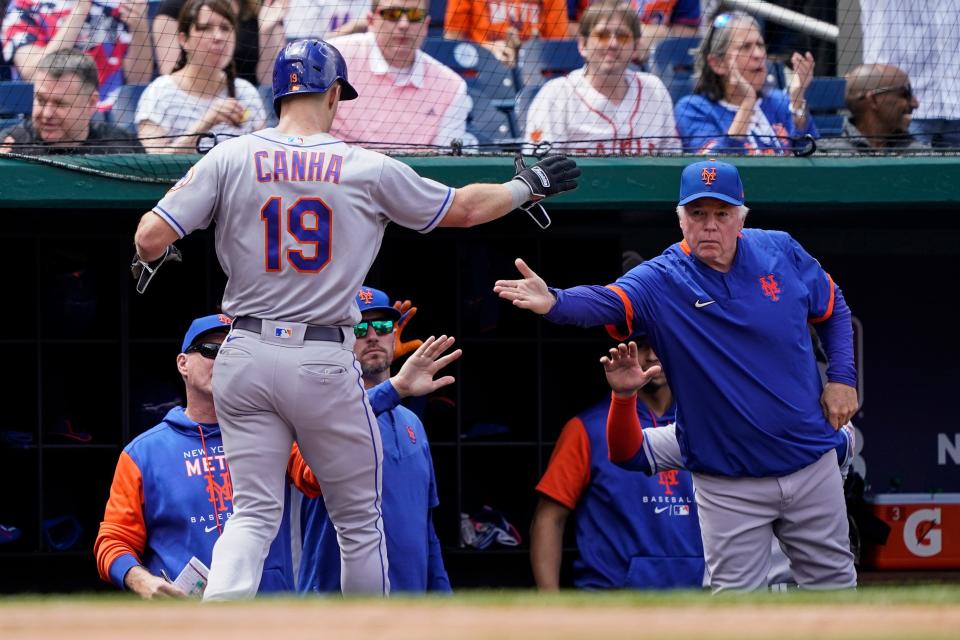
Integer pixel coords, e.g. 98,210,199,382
329,0,473,150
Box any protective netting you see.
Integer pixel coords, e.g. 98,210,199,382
0,0,956,183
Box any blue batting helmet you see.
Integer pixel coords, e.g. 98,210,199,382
272,39,358,115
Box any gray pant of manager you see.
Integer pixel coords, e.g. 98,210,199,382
694,449,856,592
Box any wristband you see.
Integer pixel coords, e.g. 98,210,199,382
504,179,532,209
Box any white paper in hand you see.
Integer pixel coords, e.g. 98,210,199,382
174,556,210,597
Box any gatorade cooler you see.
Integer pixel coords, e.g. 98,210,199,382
864,493,960,569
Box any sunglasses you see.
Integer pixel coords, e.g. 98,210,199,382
866,83,914,100
186,342,221,359
353,319,395,338
590,30,633,46
377,7,427,22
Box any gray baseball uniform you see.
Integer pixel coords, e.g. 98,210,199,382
152,129,454,599
639,423,856,590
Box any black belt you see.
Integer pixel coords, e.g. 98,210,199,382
233,317,343,343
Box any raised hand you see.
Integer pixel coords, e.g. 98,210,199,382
493,258,555,315
789,51,815,105
726,54,757,104
392,299,423,359
600,342,663,398
390,335,462,398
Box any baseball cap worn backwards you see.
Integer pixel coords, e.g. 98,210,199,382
181,314,232,353
356,286,401,320
678,159,745,206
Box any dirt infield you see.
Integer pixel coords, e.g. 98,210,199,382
3,597,960,640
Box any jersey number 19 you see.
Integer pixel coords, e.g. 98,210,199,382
260,196,332,273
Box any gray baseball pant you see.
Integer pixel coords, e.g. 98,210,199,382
694,449,856,593
203,321,389,600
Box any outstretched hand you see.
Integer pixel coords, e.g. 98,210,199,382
600,342,663,398
389,335,462,398
392,299,423,358
493,258,555,315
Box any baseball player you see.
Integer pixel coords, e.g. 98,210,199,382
94,315,294,598
495,159,858,592
131,39,579,600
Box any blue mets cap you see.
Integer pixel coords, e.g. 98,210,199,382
678,159,745,206
356,286,401,320
182,314,232,353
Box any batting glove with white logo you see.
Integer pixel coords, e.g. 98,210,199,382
512,154,580,201
511,154,580,229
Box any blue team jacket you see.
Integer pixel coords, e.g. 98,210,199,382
546,229,852,478
541,398,705,589
298,382,451,593
95,406,294,593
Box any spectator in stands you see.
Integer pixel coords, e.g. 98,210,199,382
524,0,680,155
675,11,816,155
153,0,286,85
136,0,266,154
444,0,570,66
0,49,144,153
818,64,927,154
284,0,369,41
860,2,959,149
1,0,154,111
329,0,473,150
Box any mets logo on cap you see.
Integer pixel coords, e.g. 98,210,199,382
358,288,375,304
700,167,717,186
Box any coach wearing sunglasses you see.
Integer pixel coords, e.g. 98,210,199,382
818,64,926,154
326,0,473,150
96,314,295,598
294,286,455,593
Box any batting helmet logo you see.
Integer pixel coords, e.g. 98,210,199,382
272,39,359,115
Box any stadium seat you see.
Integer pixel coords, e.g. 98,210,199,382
649,36,699,104
806,76,846,113
806,77,847,136
0,81,33,130
422,37,518,145
513,84,543,137
429,0,446,36
517,39,583,90
112,84,147,135
812,114,844,136
259,84,278,127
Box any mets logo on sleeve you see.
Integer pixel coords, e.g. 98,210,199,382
169,167,195,192
759,274,781,301
406,426,417,444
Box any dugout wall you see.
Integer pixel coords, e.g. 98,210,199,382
0,156,957,592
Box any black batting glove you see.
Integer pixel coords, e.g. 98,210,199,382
131,244,182,294
512,154,581,202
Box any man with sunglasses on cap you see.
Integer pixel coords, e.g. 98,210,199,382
95,314,295,598
292,286,454,593
132,37,578,601
818,64,927,154
495,159,858,592
327,0,473,150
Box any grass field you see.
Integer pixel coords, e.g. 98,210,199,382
3,586,960,640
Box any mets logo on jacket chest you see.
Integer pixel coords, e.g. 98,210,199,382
759,274,781,301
